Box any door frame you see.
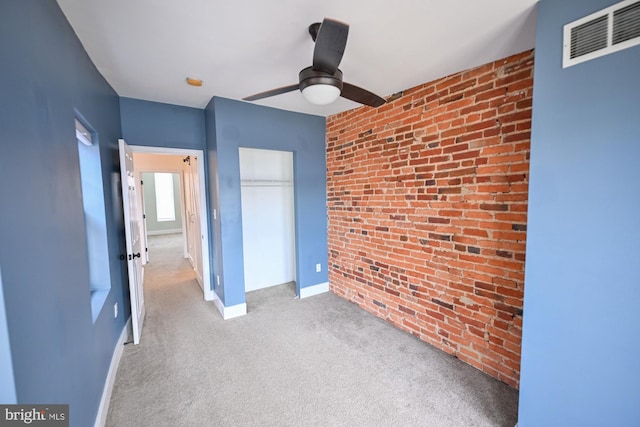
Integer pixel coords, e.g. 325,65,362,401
128,145,214,302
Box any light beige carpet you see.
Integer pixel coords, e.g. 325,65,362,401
106,233,518,426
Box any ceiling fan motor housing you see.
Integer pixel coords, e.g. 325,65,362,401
298,66,343,92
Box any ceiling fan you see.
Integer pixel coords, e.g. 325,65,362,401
243,18,386,108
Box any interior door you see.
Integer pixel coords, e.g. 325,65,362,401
136,173,150,264
118,139,145,345
183,161,196,268
183,157,204,287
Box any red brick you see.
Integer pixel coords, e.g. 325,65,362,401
326,50,532,389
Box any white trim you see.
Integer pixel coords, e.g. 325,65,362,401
128,145,214,302
222,303,247,319
178,171,189,259
299,282,329,299
128,146,203,156
195,156,214,302
94,317,131,427
146,228,183,236
212,291,224,314
211,291,247,319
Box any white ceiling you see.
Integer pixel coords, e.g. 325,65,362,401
56,0,538,117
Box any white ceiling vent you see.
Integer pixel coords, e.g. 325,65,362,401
563,0,640,68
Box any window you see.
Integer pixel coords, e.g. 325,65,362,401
154,173,176,222
76,113,111,322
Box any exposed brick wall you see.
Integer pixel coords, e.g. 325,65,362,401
326,50,533,388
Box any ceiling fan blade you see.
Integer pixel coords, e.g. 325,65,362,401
243,84,300,101
341,82,386,107
312,18,349,74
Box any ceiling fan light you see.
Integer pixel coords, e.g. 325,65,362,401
301,84,341,105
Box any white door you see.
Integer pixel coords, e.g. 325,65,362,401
137,174,150,264
119,139,145,345
183,157,204,287
190,157,203,285
183,162,196,267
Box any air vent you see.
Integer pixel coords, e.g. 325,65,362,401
563,0,640,68
570,15,609,59
613,1,640,44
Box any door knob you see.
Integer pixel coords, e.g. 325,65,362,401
133,252,141,258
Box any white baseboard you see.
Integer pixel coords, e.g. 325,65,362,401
223,303,247,319
147,229,182,236
211,291,247,320
299,282,329,299
94,317,130,427
203,280,214,302
211,290,225,317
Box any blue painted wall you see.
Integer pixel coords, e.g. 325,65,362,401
120,97,206,150
0,2,128,426
519,0,640,425
205,97,327,307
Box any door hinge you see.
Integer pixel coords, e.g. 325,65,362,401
127,253,140,261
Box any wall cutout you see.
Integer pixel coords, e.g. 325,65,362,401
75,113,111,322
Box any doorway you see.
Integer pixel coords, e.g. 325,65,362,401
239,148,296,294
129,146,213,302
